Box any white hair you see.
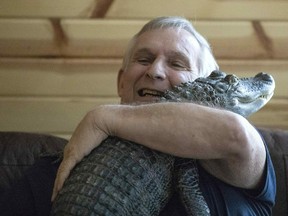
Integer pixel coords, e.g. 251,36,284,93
122,16,219,77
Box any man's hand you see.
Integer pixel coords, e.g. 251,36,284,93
51,109,109,201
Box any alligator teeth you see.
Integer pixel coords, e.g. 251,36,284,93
138,89,163,97
239,93,272,103
259,93,273,99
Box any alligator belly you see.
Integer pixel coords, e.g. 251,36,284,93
50,136,175,216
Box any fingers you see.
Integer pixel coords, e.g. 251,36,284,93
50,134,100,201
50,108,110,201
51,154,77,201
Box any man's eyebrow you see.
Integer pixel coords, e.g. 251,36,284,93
168,51,190,61
134,49,189,59
134,48,153,56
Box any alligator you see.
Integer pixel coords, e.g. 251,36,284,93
50,70,275,216
161,70,275,118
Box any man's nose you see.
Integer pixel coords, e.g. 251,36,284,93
146,60,166,80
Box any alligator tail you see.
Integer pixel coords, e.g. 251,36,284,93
174,158,210,216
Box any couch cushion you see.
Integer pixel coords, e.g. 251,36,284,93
258,127,288,216
0,132,67,193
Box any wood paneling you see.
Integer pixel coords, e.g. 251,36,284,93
0,0,287,136
1,20,288,59
0,0,97,18
2,0,287,20
0,19,58,56
262,22,288,59
194,21,267,59
0,97,119,136
60,19,143,57
107,0,288,21
0,57,287,136
0,96,286,137
0,58,120,96
1,58,287,97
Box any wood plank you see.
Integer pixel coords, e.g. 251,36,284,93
0,58,287,98
0,0,96,18
47,20,272,59
107,0,288,21
60,19,144,57
0,19,144,57
194,21,267,59
262,22,288,59
1,19,287,59
0,19,59,56
0,58,120,96
1,0,288,21
0,97,286,135
0,97,120,134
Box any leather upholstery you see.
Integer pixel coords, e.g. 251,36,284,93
0,132,67,193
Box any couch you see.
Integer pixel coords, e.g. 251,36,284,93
0,127,287,215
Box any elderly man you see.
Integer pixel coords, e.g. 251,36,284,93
53,16,276,215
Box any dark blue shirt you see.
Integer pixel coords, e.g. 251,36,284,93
198,140,276,216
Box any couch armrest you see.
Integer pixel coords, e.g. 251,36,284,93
0,132,67,193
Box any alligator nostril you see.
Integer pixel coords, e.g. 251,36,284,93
255,72,273,82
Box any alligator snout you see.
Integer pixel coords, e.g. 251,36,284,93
255,72,275,83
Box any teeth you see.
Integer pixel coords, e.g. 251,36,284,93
138,89,163,97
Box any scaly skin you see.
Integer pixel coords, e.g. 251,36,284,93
162,70,275,117
51,138,175,216
50,70,275,216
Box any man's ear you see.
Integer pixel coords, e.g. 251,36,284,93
117,68,124,97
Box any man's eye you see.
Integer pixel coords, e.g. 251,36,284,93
171,61,185,69
137,58,151,65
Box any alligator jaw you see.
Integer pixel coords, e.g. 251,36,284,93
235,91,274,117
230,72,275,117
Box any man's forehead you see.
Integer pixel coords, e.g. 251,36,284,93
133,28,200,58
133,47,191,61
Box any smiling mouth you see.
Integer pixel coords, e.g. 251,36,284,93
138,89,164,97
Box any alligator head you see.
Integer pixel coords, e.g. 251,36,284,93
162,70,275,117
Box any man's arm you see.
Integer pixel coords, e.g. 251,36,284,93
52,102,266,200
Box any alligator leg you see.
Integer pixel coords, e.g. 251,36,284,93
174,158,210,216
50,136,175,216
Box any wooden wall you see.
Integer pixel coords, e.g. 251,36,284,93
0,0,287,138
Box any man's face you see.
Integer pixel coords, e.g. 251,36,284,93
118,28,201,104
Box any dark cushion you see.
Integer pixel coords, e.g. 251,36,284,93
0,132,67,194
258,128,288,216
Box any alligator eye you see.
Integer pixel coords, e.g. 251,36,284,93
225,75,239,84
209,70,226,78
